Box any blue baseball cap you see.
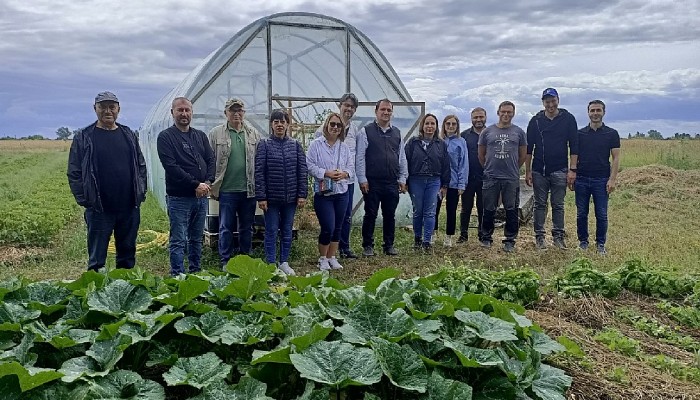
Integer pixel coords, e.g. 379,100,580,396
541,88,558,99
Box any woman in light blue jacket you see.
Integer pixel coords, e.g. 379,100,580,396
435,115,468,247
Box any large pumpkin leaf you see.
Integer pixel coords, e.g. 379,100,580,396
0,361,63,392
84,369,165,400
0,277,23,301
0,374,20,400
335,296,415,344
473,376,517,400
402,290,443,319
191,378,273,400
87,280,152,315
8,282,71,315
454,310,518,342
0,302,40,332
17,381,77,400
86,335,132,372
59,356,102,382
295,381,330,400
531,331,566,356
363,268,401,294
154,275,208,309
290,341,382,389
174,312,229,343
119,306,183,343
162,352,231,389
370,337,428,393
530,364,572,400
413,318,442,342
443,340,502,367
0,333,36,365
251,345,292,365
289,320,334,352
175,311,271,345
374,278,419,308
425,370,473,400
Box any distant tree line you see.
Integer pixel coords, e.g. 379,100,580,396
626,129,700,140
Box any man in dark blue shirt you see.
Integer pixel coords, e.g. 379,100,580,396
458,107,486,243
525,88,579,250
574,100,620,255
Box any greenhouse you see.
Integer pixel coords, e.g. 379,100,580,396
140,12,424,224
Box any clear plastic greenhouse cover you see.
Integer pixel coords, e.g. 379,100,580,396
140,12,424,225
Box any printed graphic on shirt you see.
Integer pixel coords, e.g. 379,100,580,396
495,134,511,160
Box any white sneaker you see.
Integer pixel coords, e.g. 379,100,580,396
318,257,331,271
328,257,343,270
444,235,453,247
278,262,296,276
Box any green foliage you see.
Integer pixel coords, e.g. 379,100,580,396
0,259,571,399
617,259,695,298
434,263,541,305
554,258,621,298
593,328,639,357
657,302,700,329
616,308,700,352
644,354,700,384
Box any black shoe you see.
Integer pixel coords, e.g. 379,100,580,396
340,249,358,259
479,240,492,248
421,242,433,253
384,246,399,256
503,242,515,253
414,237,422,250
457,235,468,243
363,246,375,257
553,237,567,250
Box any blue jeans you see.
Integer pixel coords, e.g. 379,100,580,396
339,183,355,252
314,192,349,245
264,202,297,264
218,192,257,265
532,169,568,239
408,176,441,244
575,176,609,246
84,207,140,271
166,196,207,275
482,178,520,244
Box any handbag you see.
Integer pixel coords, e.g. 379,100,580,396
313,144,342,196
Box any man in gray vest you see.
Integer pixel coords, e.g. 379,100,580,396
356,99,408,256
208,98,263,267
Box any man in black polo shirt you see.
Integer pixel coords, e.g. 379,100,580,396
355,99,408,256
458,107,487,243
525,88,579,250
574,100,621,255
67,91,147,272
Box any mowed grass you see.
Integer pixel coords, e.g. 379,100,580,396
0,138,699,282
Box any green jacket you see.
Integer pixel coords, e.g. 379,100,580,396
208,121,263,198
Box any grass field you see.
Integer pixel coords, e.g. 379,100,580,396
0,138,699,399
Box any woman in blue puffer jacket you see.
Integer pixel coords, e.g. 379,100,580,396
255,109,308,275
434,115,468,247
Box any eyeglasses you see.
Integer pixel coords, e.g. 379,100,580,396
445,122,457,126
229,109,245,114
328,122,343,128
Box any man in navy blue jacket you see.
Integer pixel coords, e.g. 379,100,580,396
525,88,579,250
157,97,216,276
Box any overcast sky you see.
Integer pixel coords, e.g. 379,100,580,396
1,0,699,138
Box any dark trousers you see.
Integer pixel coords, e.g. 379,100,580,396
263,202,297,264
339,183,355,252
460,178,484,240
482,178,520,244
218,191,257,266
84,207,140,271
361,179,399,249
532,169,568,240
575,176,609,246
435,188,461,235
314,192,349,245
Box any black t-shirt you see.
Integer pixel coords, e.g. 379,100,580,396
577,124,620,178
92,127,134,211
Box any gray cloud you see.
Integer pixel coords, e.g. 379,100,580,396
0,0,698,137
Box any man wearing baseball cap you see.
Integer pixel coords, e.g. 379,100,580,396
208,98,263,267
67,91,147,272
525,88,579,250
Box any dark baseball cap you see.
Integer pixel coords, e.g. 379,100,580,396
541,88,559,99
95,91,119,104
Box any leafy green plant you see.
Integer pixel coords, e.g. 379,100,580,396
605,366,630,385
554,258,621,298
434,263,541,305
0,257,571,399
617,259,695,298
657,301,700,329
593,328,640,357
615,308,700,352
644,354,700,384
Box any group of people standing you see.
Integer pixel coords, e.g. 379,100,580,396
68,88,620,277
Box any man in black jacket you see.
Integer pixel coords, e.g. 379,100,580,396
67,91,147,272
459,107,487,243
157,97,216,276
525,88,579,250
